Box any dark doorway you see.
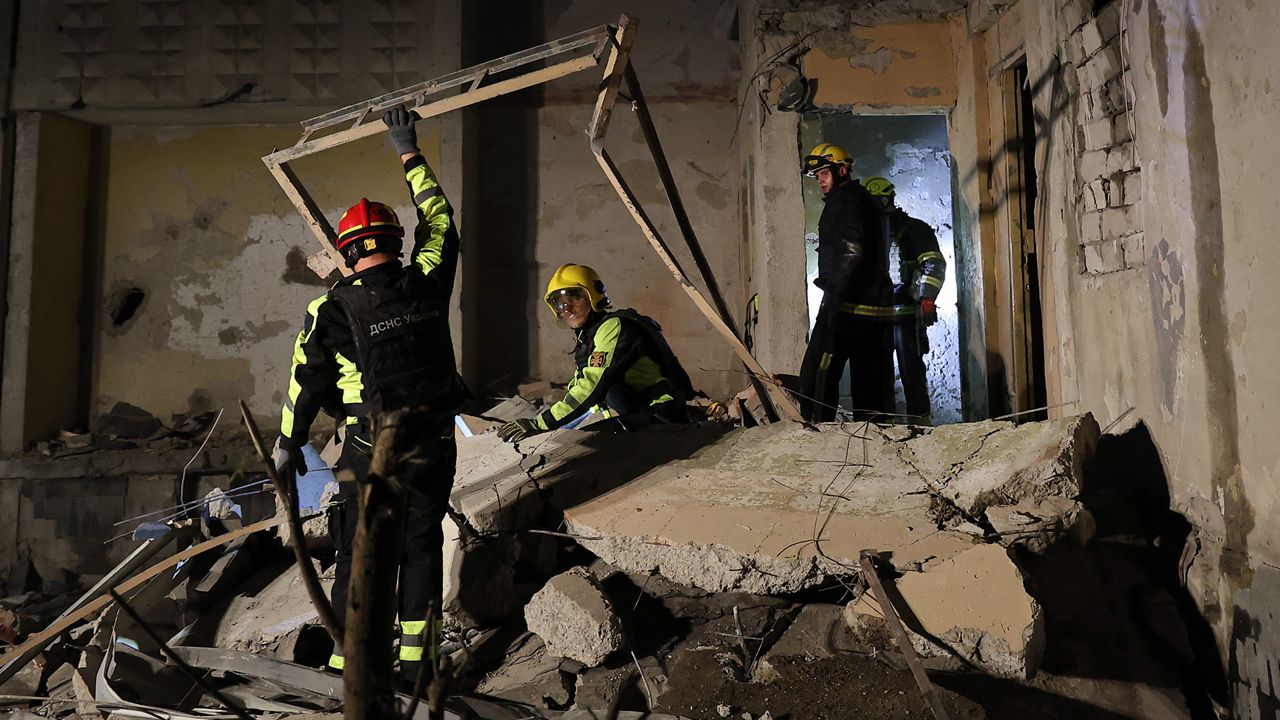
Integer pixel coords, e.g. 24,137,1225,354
1000,61,1048,419
798,114,963,424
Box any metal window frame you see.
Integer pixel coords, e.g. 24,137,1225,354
261,15,802,423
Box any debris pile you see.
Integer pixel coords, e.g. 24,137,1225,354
0,391,1208,719
34,402,225,458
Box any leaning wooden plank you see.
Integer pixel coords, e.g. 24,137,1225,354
859,551,953,720
0,527,187,687
587,16,637,146
263,160,349,277
0,516,286,670
593,149,805,422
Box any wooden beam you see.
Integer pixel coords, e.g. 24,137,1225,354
265,53,600,168
586,19,803,423
587,17,637,148
859,552,953,720
593,149,804,422
263,159,349,277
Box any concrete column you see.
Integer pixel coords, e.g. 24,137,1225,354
0,112,39,454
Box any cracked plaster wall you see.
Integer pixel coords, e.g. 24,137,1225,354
743,0,1280,701
951,0,1280,708
95,123,448,424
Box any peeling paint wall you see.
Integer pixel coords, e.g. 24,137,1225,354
804,21,957,109
95,124,447,424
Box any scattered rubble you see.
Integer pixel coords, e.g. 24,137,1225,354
0,386,1208,719
475,633,574,709
524,567,624,666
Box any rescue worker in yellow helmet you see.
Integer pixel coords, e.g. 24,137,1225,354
863,176,947,424
797,143,895,422
273,105,466,687
498,264,696,441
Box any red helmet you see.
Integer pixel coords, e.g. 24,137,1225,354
335,198,404,260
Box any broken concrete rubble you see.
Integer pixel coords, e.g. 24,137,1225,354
846,543,1045,678
524,567,624,666
209,558,334,656
475,633,573,710
438,416,1100,676
469,416,1092,678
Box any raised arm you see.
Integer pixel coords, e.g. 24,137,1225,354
384,106,459,296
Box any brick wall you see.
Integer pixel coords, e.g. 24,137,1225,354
1064,0,1145,275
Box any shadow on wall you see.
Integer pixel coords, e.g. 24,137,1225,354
1017,422,1226,715
468,0,544,396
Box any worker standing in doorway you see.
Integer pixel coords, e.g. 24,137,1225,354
273,106,467,688
863,176,947,425
498,263,696,442
797,143,895,422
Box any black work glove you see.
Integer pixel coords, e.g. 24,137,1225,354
498,418,542,444
271,438,309,477
918,298,938,327
383,105,421,156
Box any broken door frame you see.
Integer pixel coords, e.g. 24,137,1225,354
261,15,803,422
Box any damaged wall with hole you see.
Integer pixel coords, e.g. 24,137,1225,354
1,1,468,453
93,124,447,423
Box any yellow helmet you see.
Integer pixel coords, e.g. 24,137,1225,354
862,176,896,197
803,143,853,177
544,263,610,316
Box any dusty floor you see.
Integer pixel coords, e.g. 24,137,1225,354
658,652,975,720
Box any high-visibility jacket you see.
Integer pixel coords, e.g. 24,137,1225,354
534,309,694,431
816,178,895,319
279,155,465,451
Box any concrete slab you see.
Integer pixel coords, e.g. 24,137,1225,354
444,416,1095,678
847,543,1045,678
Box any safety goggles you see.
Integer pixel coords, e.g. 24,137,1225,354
546,287,589,316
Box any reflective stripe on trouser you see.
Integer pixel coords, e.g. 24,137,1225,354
400,620,427,662
328,652,345,670
798,306,894,422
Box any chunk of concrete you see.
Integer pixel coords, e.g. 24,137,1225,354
524,567,624,667
562,418,1097,596
847,543,1044,678
475,633,573,709
211,560,333,654
897,415,1099,516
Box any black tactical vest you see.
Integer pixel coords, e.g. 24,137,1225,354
576,309,697,404
328,268,468,418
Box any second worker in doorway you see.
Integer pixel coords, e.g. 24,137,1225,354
797,143,896,422
863,176,947,425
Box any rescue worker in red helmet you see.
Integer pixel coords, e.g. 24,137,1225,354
497,263,696,442
797,143,895,422
273,105,467,686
